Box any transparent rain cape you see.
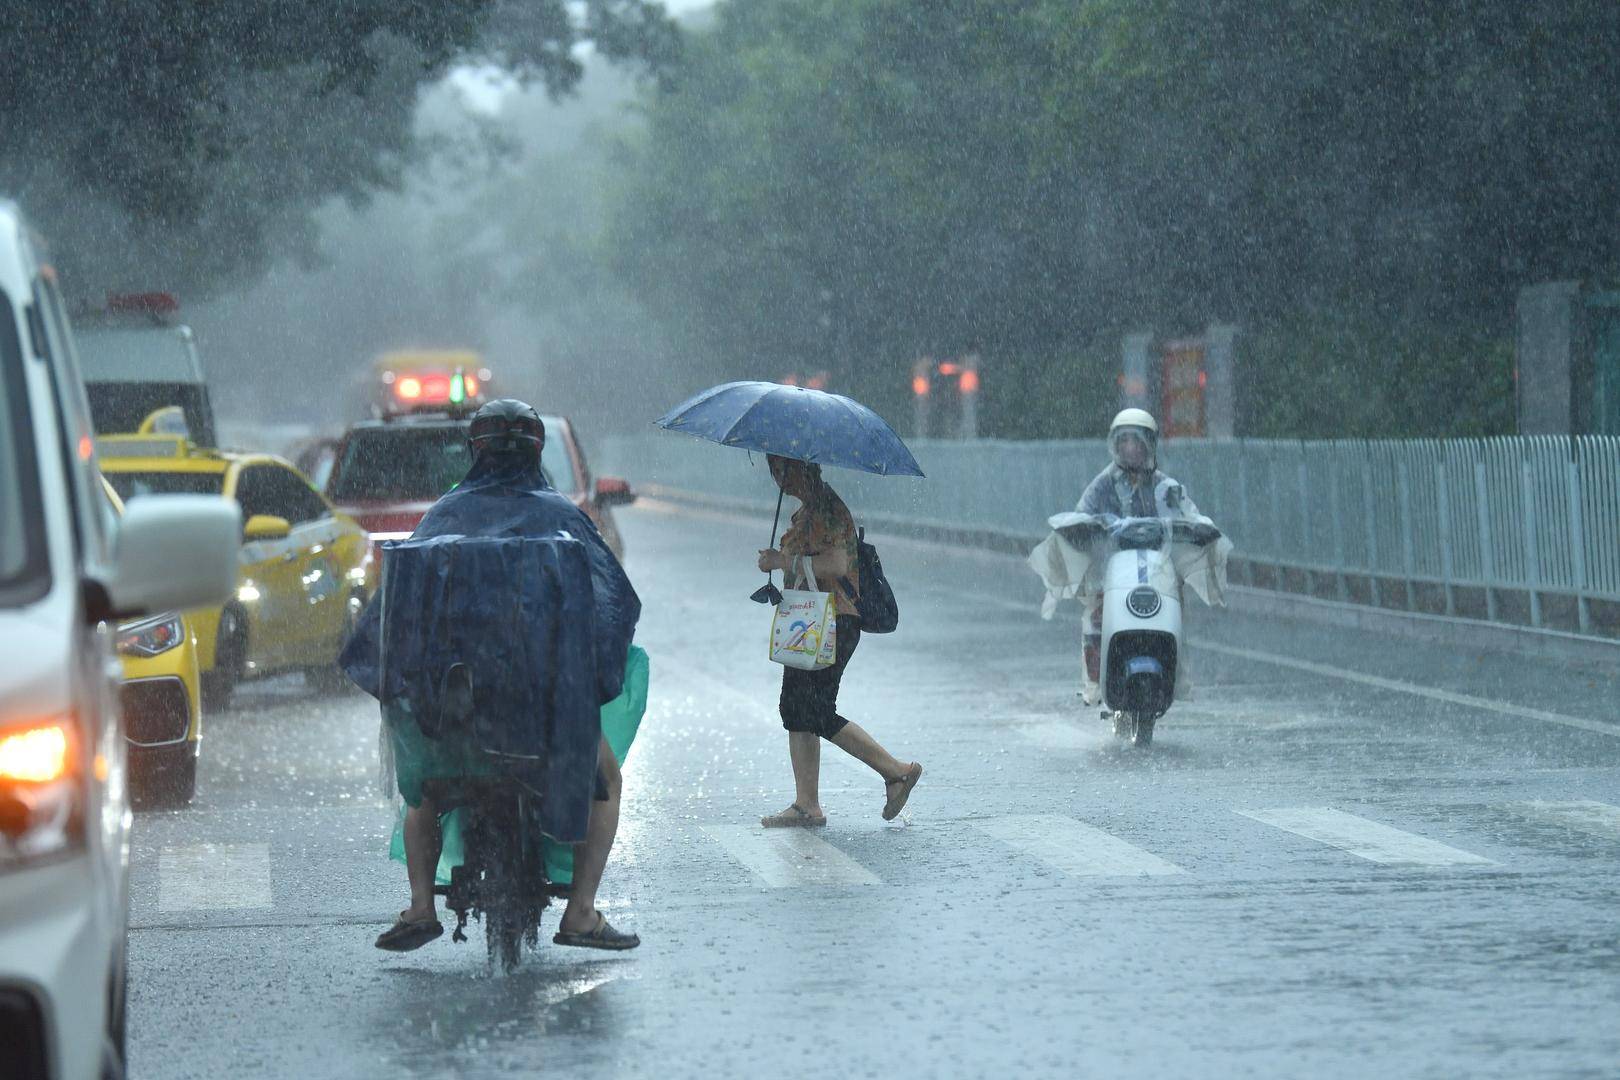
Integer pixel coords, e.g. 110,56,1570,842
1027,510,1234,620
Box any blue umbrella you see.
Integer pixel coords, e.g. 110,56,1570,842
655,381,925,477
655,380,924,603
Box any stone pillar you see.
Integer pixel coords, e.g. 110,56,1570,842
1204,324,1238,439
1515,282,1583,435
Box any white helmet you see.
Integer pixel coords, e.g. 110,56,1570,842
1108,408,1158,473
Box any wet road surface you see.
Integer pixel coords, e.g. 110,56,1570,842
127,501,1620,1078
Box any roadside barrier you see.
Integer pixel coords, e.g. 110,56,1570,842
603,433,1620,641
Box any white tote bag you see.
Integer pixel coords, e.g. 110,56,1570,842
769,559,839,670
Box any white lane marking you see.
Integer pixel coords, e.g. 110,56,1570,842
159,843,274,911
702,825,882,888
1192,640,1620,740
975,814,1186,877
1507,800,1620,840
1236,807,1495,866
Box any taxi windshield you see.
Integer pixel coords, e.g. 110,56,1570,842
104,471,225,500
328,423,575,502
1,293,46,603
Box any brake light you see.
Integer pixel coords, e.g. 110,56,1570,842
0,724,70,784
396,377,423,400
463,375,478,397
959,369,981,394
422,375,451,401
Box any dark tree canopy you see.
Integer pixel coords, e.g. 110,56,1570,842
610,0,1620,438
0,0,678,298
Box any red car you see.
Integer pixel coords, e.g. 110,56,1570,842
323,414,635,576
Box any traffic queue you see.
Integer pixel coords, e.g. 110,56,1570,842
0,194,649,1077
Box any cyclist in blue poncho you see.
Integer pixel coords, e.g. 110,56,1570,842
342,399,644,952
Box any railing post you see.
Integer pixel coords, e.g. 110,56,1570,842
1567,457,1591,634
1520,459,1542,628
1397,459,1418,610
1361,456,1381,607
1436,463,1456,617
1329,456,1348,602
1474,461,1498,622
1296,457,1311,592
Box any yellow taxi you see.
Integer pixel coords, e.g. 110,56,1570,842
101,479,206,804
98,434,374,708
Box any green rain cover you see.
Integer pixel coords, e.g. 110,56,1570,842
388,645,649,886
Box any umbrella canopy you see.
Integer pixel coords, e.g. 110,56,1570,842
655,381,925,477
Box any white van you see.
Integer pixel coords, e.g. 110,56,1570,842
74,298,218,448
0,203,239,1080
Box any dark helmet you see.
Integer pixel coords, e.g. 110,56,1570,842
468,398,545,460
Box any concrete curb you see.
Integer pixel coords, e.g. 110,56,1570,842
639,483,1620,669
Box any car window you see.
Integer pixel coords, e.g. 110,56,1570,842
33,273,110,569
236,464,325,524
326,421,577,502
328,426,472,503
0,289,48,604
104,471,225,499
278,467,330,524
539,416,578,495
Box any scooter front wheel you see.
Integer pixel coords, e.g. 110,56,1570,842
1133,718,1154,747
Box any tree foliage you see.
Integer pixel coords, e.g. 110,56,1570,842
0,0,678,298
611,0,1620,437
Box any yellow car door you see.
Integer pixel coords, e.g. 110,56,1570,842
231,463,309,673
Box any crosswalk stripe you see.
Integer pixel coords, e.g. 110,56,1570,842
1507,799,1620,840
702,825,883,888
974,814,1186,877
1236,807,1495,866
158,843,274,911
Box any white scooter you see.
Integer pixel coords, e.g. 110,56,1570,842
1052,515,1224,746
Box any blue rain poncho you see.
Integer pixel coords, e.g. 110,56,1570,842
340,452,641,843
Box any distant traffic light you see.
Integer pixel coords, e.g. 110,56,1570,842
911,355,980,438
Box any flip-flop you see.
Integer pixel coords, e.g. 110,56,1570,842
375,914,444,952
760,805,827,828
882,763,923,821
553,913,640,951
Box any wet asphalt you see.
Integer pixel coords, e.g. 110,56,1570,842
126,501,1620,1079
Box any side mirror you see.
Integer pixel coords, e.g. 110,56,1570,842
100,495,240,621
244,514,292,542
594,476,636,508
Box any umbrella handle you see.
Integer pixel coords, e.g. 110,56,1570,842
764,487,784,586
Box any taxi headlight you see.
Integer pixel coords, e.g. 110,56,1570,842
116,613,186,658
0,720,84,871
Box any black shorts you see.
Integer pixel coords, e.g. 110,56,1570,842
778,616,861,739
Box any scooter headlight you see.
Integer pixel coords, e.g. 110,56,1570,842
1126,586,1162,619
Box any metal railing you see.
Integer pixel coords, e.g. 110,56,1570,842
602,433,1620,638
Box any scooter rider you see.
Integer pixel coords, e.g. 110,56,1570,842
351,398,643,953
1076,409,1204,702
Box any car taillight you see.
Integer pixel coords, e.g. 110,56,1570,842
397,377,423,400
0,720,84,869
0,724,69,784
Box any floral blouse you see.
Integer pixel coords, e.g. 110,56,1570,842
780,488,861,617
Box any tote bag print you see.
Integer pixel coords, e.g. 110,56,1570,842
770,562,838,670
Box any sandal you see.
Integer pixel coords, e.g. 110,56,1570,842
882,763,923,821
761,804,827,828
553,912,641,951
375,912,444,952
